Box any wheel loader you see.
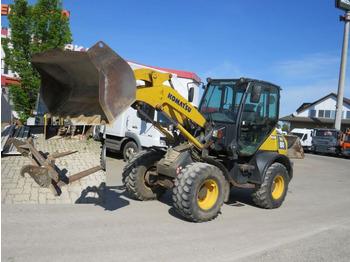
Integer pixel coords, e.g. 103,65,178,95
30,41,304,222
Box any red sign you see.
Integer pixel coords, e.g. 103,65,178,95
1,4,9,15
1,4,70,20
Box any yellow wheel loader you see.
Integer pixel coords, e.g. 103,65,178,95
31,41,303,222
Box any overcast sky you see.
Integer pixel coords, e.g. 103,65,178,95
2,0,350,117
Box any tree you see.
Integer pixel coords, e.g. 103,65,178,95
2,0,72,122
282,123,290,133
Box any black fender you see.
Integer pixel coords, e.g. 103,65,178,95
247,150,293,184
157,149,193,178
124,131,142,150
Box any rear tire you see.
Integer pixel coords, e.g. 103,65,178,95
122,150,166,200
252,162,289,209
173,163,226,222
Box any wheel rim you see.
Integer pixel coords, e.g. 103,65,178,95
271,175,284,199
143,166,157,191
125,147,135,160
197,179,219,210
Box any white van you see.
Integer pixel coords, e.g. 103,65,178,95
290,128,313,151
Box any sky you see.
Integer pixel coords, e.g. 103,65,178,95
2,0,350,117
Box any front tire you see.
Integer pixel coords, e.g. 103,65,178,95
122,150,166,200
252,162,289,209
92,125,102,141
123,141,138,161
173,163,226,222
100,143,106,171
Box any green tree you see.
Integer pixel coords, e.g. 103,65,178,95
282,123,290,133
2,0,72,122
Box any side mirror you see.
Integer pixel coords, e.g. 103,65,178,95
188,87,194,103
250,85,262,103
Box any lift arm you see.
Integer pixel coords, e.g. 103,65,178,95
133,69,207,150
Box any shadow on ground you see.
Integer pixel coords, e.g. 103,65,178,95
75,182,130,211
226,187,256,207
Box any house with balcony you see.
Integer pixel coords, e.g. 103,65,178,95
280,93,350,131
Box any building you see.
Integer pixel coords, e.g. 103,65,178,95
1,27,19,124
280,93,350,131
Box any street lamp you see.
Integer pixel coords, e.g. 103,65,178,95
335,1,350,131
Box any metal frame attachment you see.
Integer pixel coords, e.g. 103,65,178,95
9,137,102,196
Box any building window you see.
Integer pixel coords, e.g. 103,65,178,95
318,110,324,118
310,110,316,117
325,110,331,118
346,111,350,119
331,110,336,118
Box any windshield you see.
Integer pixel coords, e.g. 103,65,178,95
314,130,337,138
290,132,303,139
344,134,350,143
199,80,247,124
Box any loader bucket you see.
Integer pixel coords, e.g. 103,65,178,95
284,135,305,159
31,41,136,124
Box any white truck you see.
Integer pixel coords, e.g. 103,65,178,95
96,61,201,161
290,128,313,151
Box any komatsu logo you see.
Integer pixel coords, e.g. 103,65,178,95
167,93,192,113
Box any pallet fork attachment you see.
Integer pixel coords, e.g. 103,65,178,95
9,137,102,196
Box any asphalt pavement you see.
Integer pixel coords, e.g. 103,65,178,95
1,152,350,262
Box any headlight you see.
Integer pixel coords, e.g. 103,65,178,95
212,126,225,139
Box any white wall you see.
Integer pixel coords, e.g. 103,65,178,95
297,96,350,119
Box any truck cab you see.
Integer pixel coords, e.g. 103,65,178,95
341,131,350,157
311,128,341,155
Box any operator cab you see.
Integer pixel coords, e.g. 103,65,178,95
199,78,280,157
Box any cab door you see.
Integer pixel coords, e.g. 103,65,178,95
237,83,280,156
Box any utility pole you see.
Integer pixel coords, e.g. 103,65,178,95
335,1,350,130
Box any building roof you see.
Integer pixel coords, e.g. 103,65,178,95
295,103,312,113
280,115,350,125
295,93,350,114
1,75,20,86
127,60,201,83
